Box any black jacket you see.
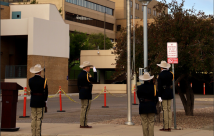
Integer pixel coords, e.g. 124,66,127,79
29,75,48,107
157,70,174,100
137,81,158,114
77,70,97,100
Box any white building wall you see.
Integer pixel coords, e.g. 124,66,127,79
10,4,64,23
10,4,50,21
1,19,28,36
28,17,69,58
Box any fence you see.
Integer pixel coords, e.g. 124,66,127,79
5,65,27,78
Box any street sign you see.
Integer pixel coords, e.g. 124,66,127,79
167,58,178,64
167,42,178,129
167,42,178,64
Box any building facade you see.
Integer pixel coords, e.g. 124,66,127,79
1,0,166,40
1,3,69,94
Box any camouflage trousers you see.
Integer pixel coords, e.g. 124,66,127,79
162,100,172,129
140,113,155,136
31,107,45,136
80,99,91,126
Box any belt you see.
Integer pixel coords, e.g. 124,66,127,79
80,86,90,89
144,99,153,102
32,93,43,96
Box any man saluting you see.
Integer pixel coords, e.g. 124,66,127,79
78,61,97,128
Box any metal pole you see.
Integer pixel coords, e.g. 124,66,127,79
143,5,148,72
125,0,134,126
133,0,136,74
104,9,106,50
172,64,177,129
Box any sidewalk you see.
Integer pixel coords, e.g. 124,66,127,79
1,123,213,136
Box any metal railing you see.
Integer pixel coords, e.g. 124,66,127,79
5,65,27,78
0,0,30,3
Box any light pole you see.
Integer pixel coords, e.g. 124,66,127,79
132,0,137,93
139,0,151,72
104,8,106,50
125,0,134,126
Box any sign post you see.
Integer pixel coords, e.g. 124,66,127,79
167,42,178,129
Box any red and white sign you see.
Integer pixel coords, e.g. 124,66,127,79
167,42,178,64
167,58,178,64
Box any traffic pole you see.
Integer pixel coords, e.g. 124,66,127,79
19,87,30,118
132,85,138,105
102,86,109,108
57,86,65,112
203,83,205,95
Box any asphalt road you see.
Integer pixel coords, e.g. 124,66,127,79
16,94,213,123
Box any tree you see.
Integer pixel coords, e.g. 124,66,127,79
69,31,90,67
88,33,113,49
114,0,214,116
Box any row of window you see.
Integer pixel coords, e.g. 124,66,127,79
130,2,139,10
130,2,161,16
65,12,114,31
65,0,114,16
131,15,140,19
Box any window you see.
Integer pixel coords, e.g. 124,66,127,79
130,1,132,7
148,8,151,14
131,15,133,19
142,6,144,12
65,12,114,31
66,0,114,16
153,10,156,16
117,25,121,31
135,3,139,10
135,16,139,19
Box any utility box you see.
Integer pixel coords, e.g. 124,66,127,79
1,82,23,131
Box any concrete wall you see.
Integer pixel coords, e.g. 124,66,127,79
4,78,27,88
64,2,116,40
87,0,115,9
1,19,28,36
10,4,63,23
27,55,68,94
92,84,126,93
80,50,116,69
116,18,155,38
28,17,69,58
65,20,115,40
111,0,167,19
1,5,10,19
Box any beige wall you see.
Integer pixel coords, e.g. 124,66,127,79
65,20,115,40
28,17,69,58
1,19,28,36
27,55,68,94
10,4,63,23
80,50,116,69
4,78,27,88
109,0,125,19
1,5,10,19
93,84,126,93
1,4,69,58
64,2,116,40
111,0,167,19
86,0,115,9
116,18,155,38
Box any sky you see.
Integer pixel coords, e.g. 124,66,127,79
157,0,213,15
